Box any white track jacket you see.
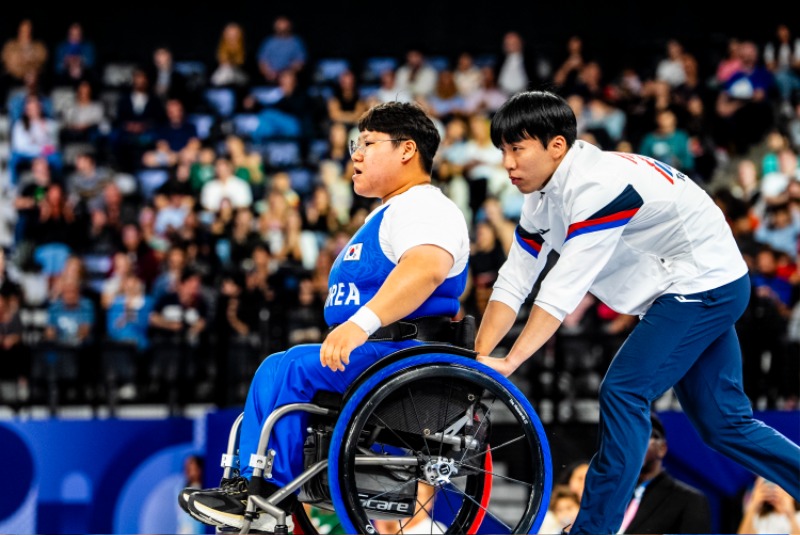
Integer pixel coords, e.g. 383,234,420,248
490,140,749,320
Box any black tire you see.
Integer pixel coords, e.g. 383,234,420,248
329,354,552,534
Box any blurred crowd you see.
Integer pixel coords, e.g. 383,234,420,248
0,16,798,415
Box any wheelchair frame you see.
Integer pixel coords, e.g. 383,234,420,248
215,344,553,534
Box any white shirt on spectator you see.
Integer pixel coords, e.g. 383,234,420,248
498,52,528,95
200,175,253,212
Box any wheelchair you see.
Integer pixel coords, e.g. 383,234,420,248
215,342,553,534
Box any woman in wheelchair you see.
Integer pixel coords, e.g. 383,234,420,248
182,101,551,534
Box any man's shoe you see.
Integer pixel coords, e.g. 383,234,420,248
187,477,295,532
178,473,243,527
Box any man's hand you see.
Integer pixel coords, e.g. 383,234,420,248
477,355,516,377
320,322,369,372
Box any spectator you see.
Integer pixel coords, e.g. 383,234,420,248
453,51,483,99
147,45,190,106
199,156,253,212
715,40,777,155
763,23,800,103
97,181,139,233
683,94,719,185
153,187,191,242
256,15,307,85
141,98,198,169
119,222,161,291
538,484,581,534
394,47,438,100
225,134,266,200
419,69,467,122
562,460,590,501
245,69,315,142
618,413,712,534
177,454,207,534
497,30,532,95
147,266,210,347
59,79,108,148
301,184,340,247
80,205,121,257
480,195,516,255
754,201,800,258
147,266,211,404
759,147,800,216
583,96,627,150
0,18,48,100
101,251,135,309
737,244,792,409
751,244,793,319
65,151,114,215
326,68,368,130
433,115,471,220
5,69,54,123
210,22,249,89
654,39,688,89
716,37,743,87
226,207,262,271
368,67,412,105
0,287,27,406
29,183,79,250
570,61,608,104
760,129,791,177
106,272,152,352
189,145,218,195
150,243,188,304
466,219,506,320
317,121,352,172
463,65,509,116
730,158,762,207
737,477,800,534
109,66,167,172
788,94,800,152
462,113,508,223
638,108,694,176
44,276,95,347
317,158,353,227
553,35,585,94
8,95,63,187
155,159,195,202
13,157,53,244
52,22,97,88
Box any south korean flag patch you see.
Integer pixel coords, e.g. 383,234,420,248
343,243,363,261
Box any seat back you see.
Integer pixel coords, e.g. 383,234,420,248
313,58,351,85
33,243,72,277
203,87,237,118
361,56,399,84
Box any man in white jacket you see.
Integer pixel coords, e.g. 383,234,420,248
475,90,800,534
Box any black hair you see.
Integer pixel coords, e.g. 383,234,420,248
357,101,441,175
556,459,590,486
180,266,200,284
490,90,577,149
650,412,666,440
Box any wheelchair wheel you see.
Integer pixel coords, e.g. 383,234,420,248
328,353,552,534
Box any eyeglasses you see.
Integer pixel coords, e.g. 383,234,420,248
349,138,407,156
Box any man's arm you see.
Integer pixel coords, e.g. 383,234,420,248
319,244,454,371
476,302,561,377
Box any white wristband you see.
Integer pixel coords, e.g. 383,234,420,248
348,306,382,336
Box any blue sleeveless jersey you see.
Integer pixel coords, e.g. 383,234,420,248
324,204,468,326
